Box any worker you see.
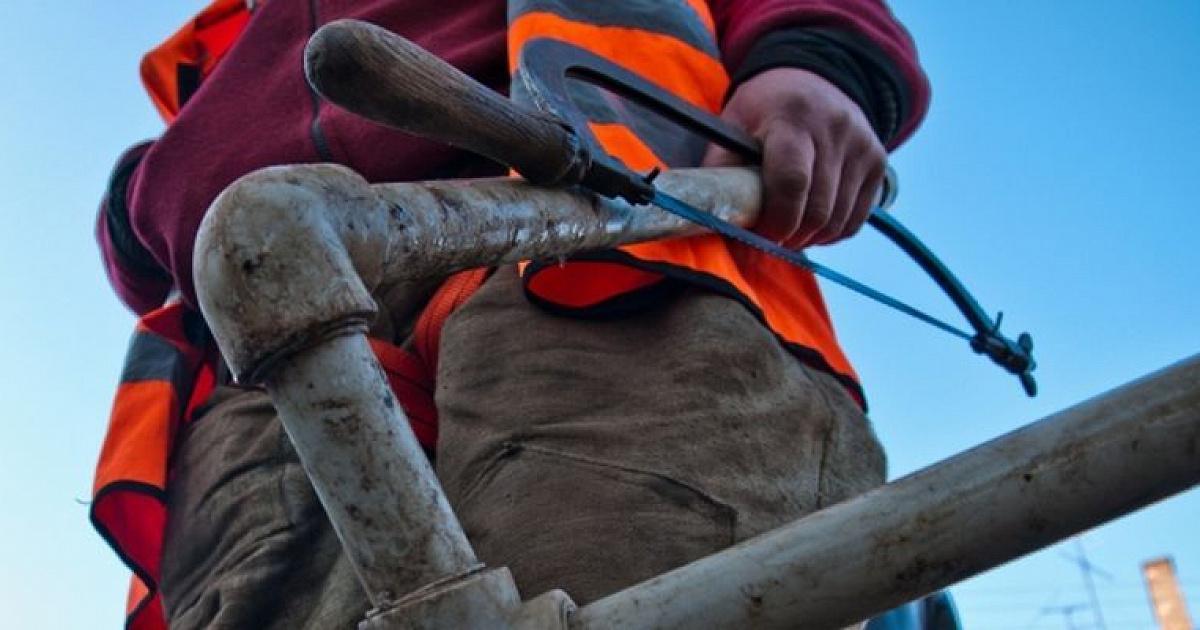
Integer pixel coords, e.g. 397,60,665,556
91,1,930,628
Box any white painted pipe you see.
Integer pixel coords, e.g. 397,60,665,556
573,354,1200,630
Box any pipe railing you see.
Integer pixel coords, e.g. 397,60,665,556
194,163,1199,628
193,163,759,624
573,354,1200,629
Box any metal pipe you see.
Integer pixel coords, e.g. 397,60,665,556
192,163,760,609
372,165,759,284
267,333,479,605
573,354,1200,630
195,164,759,384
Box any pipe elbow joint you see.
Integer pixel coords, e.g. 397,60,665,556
194,163,390,384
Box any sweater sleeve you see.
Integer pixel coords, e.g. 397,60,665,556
708,0,930,147
95,141,174,314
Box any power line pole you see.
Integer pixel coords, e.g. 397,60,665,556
1142,557,1194,630
1039,603,1088,630
1063,537,1109,630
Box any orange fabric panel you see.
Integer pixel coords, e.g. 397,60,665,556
509,5,859,389
127,586,164,630
522,238,856,382
93,303,201,630
92,490,169,630
579,117,854,381
184,361,217,420
525,261,664,308
367,338,439,447
126,576,149,617
92,380,177,495
587,123,667,172
523,124,671,311
93,491,168,584
134,302,195,348
123,574,164,630
414,269,490,374
93,492,168,573
509,12,728,114
130,597,165,630
140,0,250,122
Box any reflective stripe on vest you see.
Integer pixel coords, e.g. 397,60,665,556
91,287,482,628
102,7,493,624
508,0,863,401
90,303,211,630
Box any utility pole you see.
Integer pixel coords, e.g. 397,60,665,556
1142,557,1194,630
1038,603,1089,630
1062,537,1109,630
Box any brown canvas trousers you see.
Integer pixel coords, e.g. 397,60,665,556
159,266,886,628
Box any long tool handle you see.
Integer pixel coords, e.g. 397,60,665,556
304,19,586,187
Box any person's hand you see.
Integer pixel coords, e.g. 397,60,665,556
703,68,886,249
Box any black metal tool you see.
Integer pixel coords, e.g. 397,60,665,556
518,38,1037,397
304,20,1036,396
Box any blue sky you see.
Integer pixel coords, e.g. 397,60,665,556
1,1,1196,628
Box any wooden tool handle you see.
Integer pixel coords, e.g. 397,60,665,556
305,19,587,187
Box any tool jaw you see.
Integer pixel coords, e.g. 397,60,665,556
972,331,1038,397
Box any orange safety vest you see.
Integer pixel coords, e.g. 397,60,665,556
509,1,863,402
92,276,483,630
91,304,212,630
96,5,487,626
92,5,248,625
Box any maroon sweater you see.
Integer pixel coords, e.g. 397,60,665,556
98,0,929,314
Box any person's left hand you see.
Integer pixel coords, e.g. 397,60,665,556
703,67,886,249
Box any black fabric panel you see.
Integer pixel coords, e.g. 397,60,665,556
730,27,909,144
103,144,171,280
181,307,210,347
119,331,191,402
176,63,202,109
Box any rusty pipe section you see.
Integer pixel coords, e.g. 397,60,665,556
573,354,1200,630
192,163,759,611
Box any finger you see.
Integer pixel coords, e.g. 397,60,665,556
811,141,879,245
758,125,816,243
701,142,745,168
843,161,886,241
783,138,838,249
814,137,886,244
812,158,862,245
